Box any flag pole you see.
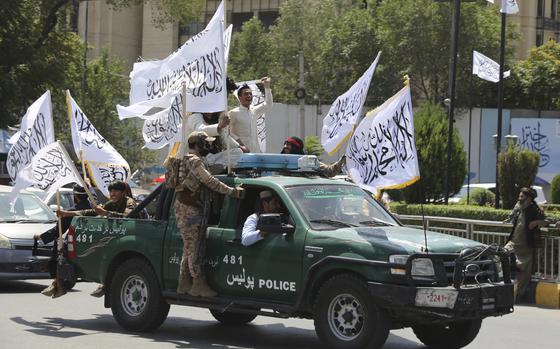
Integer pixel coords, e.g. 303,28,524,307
494,10,507,209
224,1,232,175
57,142,96,205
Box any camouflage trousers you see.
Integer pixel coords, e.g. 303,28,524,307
175,201,205,278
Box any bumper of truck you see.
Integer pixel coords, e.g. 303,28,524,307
367,281,514,324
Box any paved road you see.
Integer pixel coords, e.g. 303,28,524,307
1,280,558,349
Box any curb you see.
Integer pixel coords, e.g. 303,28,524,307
518,280,560,308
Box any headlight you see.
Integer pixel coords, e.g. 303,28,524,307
0,234,12,249
411,258,435,277
389,254,409,275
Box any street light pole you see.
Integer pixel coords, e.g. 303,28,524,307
444,0,461,205
495,11,507,209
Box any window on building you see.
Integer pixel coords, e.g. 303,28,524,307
552,0,558,19
258,11,279,28
538,0,545,17
537,31,544,46
232,12,255,31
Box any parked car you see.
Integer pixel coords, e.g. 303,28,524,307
0,185,57,280
26,187,75,211
450,183,547,204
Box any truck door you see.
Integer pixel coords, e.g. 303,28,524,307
213,185,304,304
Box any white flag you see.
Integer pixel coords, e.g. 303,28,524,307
66,91,130,197
7,91,55,182
10,141,82,203
142,94,183,149
234,80,267,152
321,52,381,155
128,0,226,112
224,24,233,69
346,84,419,193
501,0,519,14
472,50,510,83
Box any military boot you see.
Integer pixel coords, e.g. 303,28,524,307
188,276,217,297
177,272,193,294
41,281,57,297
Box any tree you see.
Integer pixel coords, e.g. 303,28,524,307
402,103,466,203
374,0,518,108
228,17,273,82
505,41,560,111
497,145,540,209
0,0,204,129
304,136,324,157
551,174,560,204
54,50,156,173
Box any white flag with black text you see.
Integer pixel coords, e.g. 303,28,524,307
321,52,381,155
486,0,519,14
128,0,226,112
141,94,183,149
346,84,419,193
66,91,130,197
10,141,82,203
7,91,55,182
473,50,510,83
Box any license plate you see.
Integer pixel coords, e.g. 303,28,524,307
415,288,458,309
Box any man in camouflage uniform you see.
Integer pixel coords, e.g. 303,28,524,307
172,131,244,297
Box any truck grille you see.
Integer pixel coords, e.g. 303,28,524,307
443,257,498,286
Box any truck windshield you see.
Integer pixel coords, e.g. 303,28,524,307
286,185,398,230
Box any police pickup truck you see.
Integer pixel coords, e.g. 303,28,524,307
66,154,513,349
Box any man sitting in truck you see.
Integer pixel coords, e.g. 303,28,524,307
172,131,244,297
57,180,137,296
280,136,346,177
241,190,283,246
34,184,92,298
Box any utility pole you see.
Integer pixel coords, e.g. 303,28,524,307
298,51,305,139
495,11,507,209
444,0,461,205
82,1,89,106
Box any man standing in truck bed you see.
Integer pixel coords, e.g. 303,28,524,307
171,131,244,297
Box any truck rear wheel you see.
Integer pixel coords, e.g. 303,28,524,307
110,258,170,332
209,310,257,325
313,274,389,349
412,319,482,349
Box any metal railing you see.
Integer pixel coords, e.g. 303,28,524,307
397,215,560,282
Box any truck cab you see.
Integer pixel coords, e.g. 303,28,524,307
67,154,514,349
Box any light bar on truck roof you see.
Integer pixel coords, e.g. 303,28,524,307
234,154,320,172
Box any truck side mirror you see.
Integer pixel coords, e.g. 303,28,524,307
257,213,295,235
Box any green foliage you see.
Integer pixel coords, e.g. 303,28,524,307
497,145,540,209
0,1,83,128
375,0,518,107
506,41,560,110
304,136,324,157
551,174,560,204
401,103,466,203
228,17,273,82
61,50,156,172
458,188,495,207
389,203,513,222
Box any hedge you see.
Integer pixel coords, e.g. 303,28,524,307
389,203,560,223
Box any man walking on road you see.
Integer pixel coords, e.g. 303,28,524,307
504,187,547,301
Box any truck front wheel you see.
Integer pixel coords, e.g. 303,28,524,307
110,258,170,332
412,319,482,349
313,274,389,349
209,310,257,325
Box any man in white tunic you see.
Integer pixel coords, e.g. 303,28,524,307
229,77,273,153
